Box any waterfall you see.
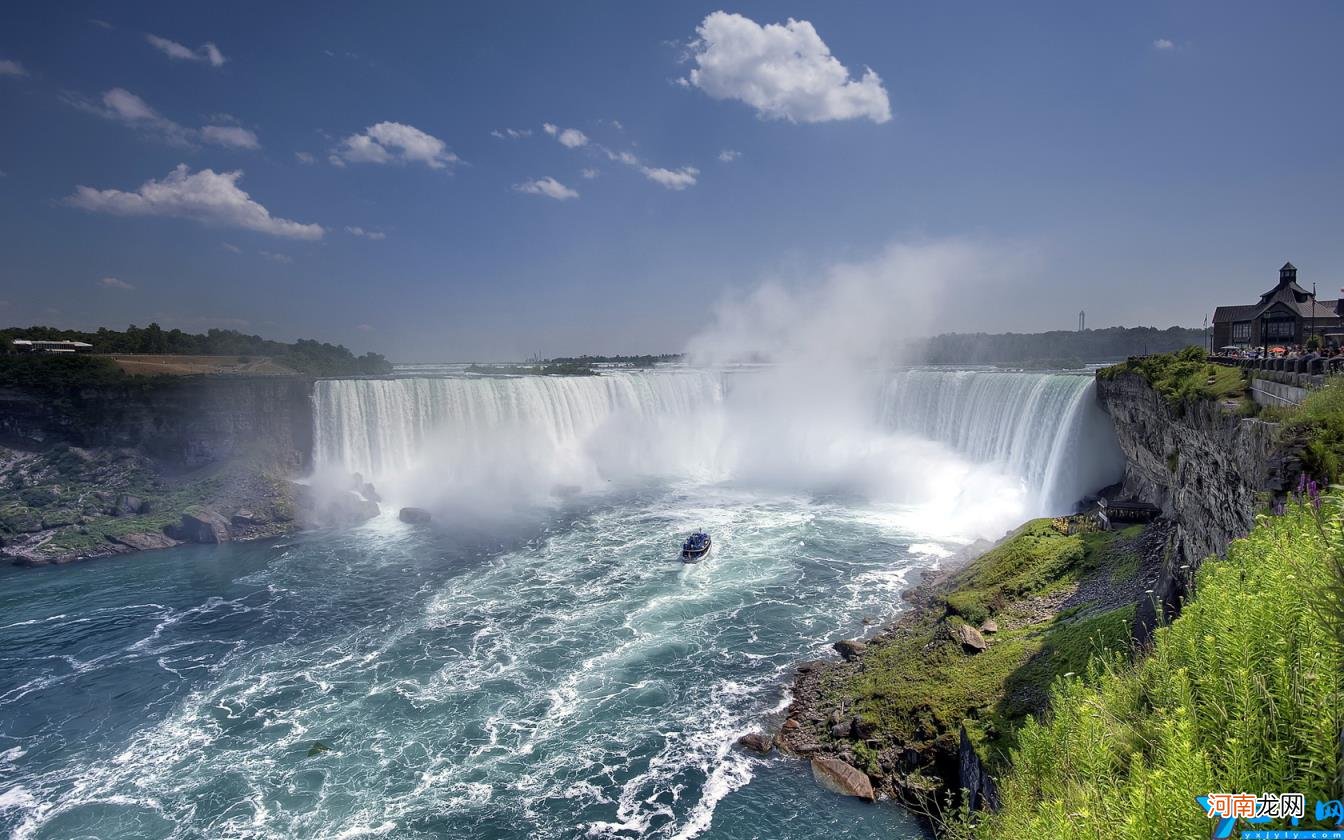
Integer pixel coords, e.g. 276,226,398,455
313,371,724,499
313,367,1122,517
879,369,1125,513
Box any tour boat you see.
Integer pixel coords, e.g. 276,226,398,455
681,530,711,561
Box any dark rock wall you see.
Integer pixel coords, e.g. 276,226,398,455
0,376,315,470
1096,371,1289,641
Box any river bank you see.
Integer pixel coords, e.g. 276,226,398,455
765,350,1330,835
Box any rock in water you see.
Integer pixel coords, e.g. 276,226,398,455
399,507,432,524
833,639,867,661
176,508,232,544
307,740,331,757
810,757,876,801
736,732,773,754
950,622,988,653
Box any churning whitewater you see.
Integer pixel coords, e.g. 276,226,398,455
0,367,1122,840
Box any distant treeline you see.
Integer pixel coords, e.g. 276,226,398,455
466,362,598,377
0,324,392,376
542,354,682,369
918,326,1204,367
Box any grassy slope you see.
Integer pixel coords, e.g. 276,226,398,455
1097,346,1245,405
960,499,1344,839
820,520,1144,775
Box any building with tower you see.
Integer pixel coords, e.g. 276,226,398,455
1212,262,1343,348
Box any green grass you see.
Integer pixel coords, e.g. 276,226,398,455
958,498,1344,839
819,521,1144,766
1280,376,1344,483
1098,346,1245,406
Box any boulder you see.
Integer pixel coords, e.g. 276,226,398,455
950,622,988,653
399,506,433,524
736,732,773,754
979,618,999,635
231,509,265,527
781,718,800,732
833,639,867,661
114,494,146,516
111,532,179,551
830,722,852,739
810,757,876,802
293,484,380,528
360,482,382,503
175,508,232,544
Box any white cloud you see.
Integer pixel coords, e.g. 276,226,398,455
145,34,226,66
202,125,260,149
600,146,700,190
0,59,28,77
543,122,589,148
492,127,532,139
332,121,457,169
98,276,135,290
684,12,891,124
91,87,193,145
345,225,387,240
81,89,259,150
66,164,324,240
581,168,599,179
514,176,579,201
1153,38,1176,50
356,323,374,332
259,250,293,264
718,149,742,162
222,242,242,253
89,19,114,30
641,165,698,190
295,151,316,164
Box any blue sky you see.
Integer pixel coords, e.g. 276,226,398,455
1,2,1343,361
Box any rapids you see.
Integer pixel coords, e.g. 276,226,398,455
0,367,1123,839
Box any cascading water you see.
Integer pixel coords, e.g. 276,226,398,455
878,369,1125,514
314,367,1122,520
0,366,1127,840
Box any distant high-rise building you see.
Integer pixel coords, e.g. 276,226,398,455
1078,310,1085,332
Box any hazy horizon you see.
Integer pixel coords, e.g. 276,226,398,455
2,2,1341,360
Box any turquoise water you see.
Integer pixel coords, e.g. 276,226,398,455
1,368,1121,838
0,484,937,839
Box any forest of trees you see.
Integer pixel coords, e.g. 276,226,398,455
0,324,393,376
917,326,1204,368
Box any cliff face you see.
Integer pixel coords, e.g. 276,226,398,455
1095,371,1289,640
0,376,315,470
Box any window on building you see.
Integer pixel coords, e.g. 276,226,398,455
1266,319,1295,339
1232,322,1251,342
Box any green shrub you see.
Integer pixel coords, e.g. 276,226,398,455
1098,347,1245,406
966,498,1344,839
1285,377,1344,483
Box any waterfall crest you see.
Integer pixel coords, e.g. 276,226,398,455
879,369,1125,512
313,368,1122,517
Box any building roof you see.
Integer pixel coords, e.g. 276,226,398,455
1282,261,1297,271
11,339,94,348
1213,304,1258,323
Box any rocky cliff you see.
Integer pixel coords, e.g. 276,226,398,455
0,376,315,470
1094,371,1291,640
